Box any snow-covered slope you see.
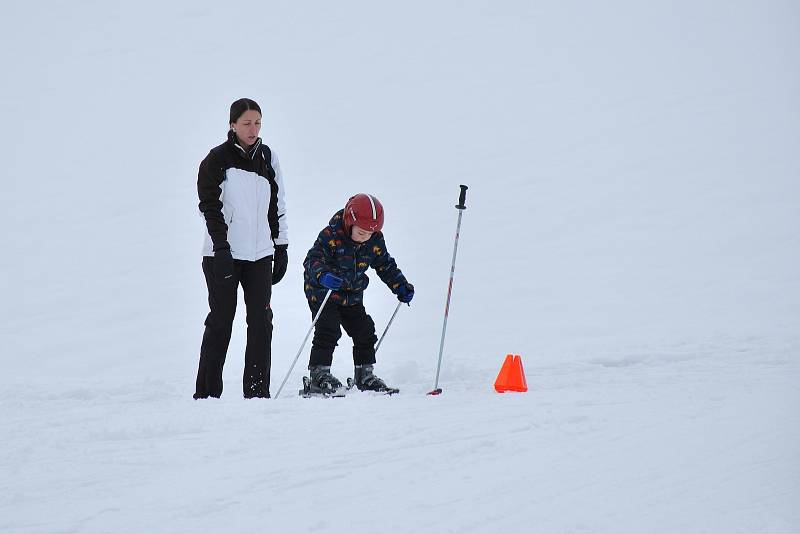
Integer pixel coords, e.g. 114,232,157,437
1,1,798,532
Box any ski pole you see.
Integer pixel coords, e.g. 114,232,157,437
428,185,468,395
375,301,403,354
274,289,332,398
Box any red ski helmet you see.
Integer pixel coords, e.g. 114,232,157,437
343,193,384,233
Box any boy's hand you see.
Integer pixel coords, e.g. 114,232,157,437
320,272,345,290
396,282,415,303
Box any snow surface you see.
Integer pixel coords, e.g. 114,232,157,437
1,1,799,532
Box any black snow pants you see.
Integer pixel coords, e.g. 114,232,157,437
195,255,273,399
307,301,378,368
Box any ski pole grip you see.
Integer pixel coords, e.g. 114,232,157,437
456,184,468,209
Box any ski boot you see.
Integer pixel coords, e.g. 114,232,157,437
301,365,348,398
347,364,399,395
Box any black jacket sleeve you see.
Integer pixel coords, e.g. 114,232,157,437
197,151,229,251
370,235,408,294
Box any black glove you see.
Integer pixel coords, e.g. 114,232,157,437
213,245,235,285
272,244,288,285
396,282,414,304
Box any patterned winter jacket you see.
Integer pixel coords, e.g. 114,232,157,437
304,210,409,306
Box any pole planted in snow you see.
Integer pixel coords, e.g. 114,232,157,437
274,289,332,399
429,185,468,395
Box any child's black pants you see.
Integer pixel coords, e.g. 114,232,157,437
308,301,378,368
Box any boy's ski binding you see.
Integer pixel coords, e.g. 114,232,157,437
348,365,400,395
300,365,349,398
299,376,349,398
346,377,399,395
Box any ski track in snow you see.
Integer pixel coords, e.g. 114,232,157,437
2,349,798,533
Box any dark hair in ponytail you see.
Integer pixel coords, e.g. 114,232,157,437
229,98,262,125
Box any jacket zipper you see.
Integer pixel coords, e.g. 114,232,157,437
354,243,361,282
254,174,260,261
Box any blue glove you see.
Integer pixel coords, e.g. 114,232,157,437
396,282,414,304
320,272,344,290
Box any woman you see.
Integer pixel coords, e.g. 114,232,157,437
194,98,288,399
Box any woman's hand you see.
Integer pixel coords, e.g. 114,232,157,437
213,246,235,284
272,245,288,284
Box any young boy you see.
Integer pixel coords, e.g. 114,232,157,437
302,193,414,394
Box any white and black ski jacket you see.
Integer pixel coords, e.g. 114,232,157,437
198,131,288,261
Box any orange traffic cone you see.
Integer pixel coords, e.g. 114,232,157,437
494,354,528,393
